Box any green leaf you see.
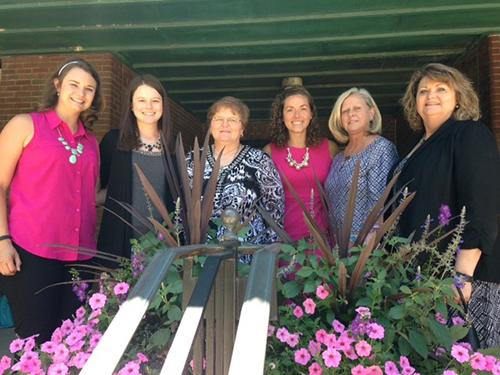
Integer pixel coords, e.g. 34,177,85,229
427,318,452,349
296,266,314,278
409,329,428,358
450,325,470,342
399,285,412,294
356,297,370,307
388,305,406,320
397,336,411,355
150,328,171,347
167,305,182,321
168,279,184,294
435,299,448,316
282,281,300,298
304,279,317,294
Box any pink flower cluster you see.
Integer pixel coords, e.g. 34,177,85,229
447,342,500,374
1,283,143,375
270,306,415,374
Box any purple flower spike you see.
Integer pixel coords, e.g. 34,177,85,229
438,204,452,226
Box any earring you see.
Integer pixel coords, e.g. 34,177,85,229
455,104,460,110
57,92,60,97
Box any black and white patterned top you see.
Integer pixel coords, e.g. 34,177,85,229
325,136,398,242
186,144,285,246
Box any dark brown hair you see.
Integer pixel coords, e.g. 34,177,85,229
117,74,172,151
39,58,103,129
269,86,321,147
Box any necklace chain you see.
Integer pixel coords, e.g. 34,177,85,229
286,147,310,170
57,129,83,165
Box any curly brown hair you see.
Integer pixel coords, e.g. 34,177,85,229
39,59,103,129
402,63,480,131
269,86,321,148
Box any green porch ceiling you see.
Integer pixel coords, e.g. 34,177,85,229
1,0,500,120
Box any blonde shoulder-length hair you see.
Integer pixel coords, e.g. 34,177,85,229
328,87,382,144
402,63,480,131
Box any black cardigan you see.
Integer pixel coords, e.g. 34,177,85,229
394,119,500,283
97,129,173,261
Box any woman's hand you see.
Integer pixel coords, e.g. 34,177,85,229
0,240,21,276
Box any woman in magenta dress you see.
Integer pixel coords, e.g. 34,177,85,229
264,85,338,243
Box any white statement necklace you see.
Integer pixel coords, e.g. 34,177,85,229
57,129,84,164
286,147,310,170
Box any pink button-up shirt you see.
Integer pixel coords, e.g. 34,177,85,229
9,110,99,261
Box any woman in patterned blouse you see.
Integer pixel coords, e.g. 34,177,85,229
324,87,398,244
186,97,285,256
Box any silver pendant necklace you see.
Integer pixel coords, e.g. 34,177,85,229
286,147,310,170
57,128,84,164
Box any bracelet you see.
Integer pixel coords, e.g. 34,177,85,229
0,234,12,242
455,271,473,283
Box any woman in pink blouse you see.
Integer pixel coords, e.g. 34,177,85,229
0,59,103,342
264,85,338,244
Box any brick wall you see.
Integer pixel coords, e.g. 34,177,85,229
0,53,203,145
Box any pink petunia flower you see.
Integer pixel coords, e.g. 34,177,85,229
315,329,328,344
276,327,289,343
286,333,300,348
308,340,321,356
23,337,36,352
136,352,149,363
355,340,372,357
117,360,141,375
483,355,497,371
451,316,465,326
399,356,410,369
294,306,304,319
451,344,470,364
0,355,12,371
75,306,86,319
492,363,500,375
71,352,90,369
309,362,323,375
267,325,275,337
355,306,371,319
434,312,447,325
401,366,415,375
52,343,70,364
114,282,130,296
316,285,329,300
470,352,487,371
47,362,69,375
51,328,63,343
303,298,316,315
322,348,341,368
88,292,107,310
294,348,311,366
324,333,337,348
365,366,383,375
351,364,365,375
331,319,345,334
442,371,458,375
344,347,358,360
9,338,24,354
60,319,74,335
384,361,400,375
41,341,57,354
367,323,385,340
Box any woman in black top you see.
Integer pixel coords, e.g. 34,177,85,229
97,75,173,261
395,63,500,348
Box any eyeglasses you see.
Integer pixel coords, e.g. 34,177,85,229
212,117,241,126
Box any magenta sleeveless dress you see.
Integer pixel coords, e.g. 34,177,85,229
271,139,332,241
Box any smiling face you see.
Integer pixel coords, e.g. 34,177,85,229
282,94,313,136
54,67,97,114
210,106,243,147
131,84,163,128
340,93,374,136
416,76,457,134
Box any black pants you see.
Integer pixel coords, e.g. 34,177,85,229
0,244,91,343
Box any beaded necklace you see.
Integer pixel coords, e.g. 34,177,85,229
286,147,310,170
57,128,83,164
138,138,162,153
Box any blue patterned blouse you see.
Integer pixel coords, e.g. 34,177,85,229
324,136,398,242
